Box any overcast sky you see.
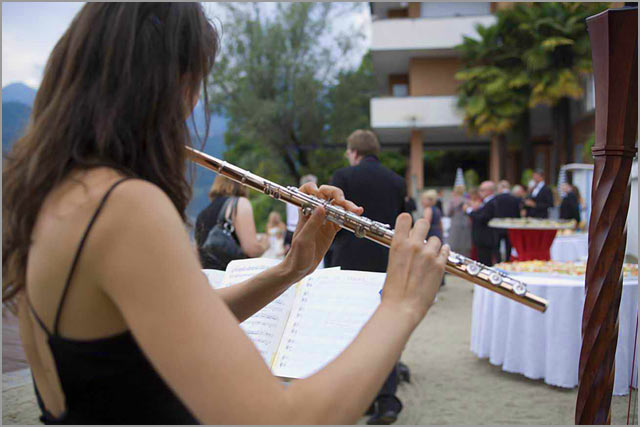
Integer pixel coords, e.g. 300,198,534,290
2,2,371,89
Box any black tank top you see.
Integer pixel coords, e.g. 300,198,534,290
26,178,198,425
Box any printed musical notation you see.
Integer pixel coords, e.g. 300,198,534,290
272,270,384,379
221,258,296,365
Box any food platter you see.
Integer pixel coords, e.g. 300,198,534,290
488,218,577,230
495,260,638,278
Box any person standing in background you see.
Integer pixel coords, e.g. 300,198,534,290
559,183,581,225
196,176,269,269
465,181,498,266
420,190,444,245
446,184,471,258
434,189,444,215
511,184,527,218
330,129,407,425
523,169,554,218
493,180,521,262
262,211,287,259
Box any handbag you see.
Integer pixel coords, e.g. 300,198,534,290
199,197,247,270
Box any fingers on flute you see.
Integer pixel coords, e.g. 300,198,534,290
299,182,320,195
392,213,412,241
424,236,442,258
317,184,363,215
437,244,450,268
409,218,429,243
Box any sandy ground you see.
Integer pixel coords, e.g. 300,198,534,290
3,276,636,425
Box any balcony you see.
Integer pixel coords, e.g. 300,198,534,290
371,15,496,94
371,96,462,129
370,96,488,147
371,15,496,53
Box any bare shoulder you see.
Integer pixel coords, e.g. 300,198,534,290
88,178,201,304
86,177,190,271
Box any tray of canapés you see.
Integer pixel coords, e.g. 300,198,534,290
495,260,638,278
488,218,577,230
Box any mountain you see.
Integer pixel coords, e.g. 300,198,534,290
2,83,37,106
2,101,31,154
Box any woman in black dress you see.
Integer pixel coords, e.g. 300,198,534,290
2,3,449,424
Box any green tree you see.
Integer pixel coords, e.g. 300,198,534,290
208,3,374,229
209,2,363,185
508,2,608,175
455,18,533,170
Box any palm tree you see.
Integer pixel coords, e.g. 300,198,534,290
455,18,532,173
508,2,608,178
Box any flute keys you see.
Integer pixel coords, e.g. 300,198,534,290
466,263,481,276
354,224,366,238
512,282,527,296
489,272,502,285
448,254,464,265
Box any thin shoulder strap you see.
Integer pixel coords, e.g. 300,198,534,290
52,177,131,336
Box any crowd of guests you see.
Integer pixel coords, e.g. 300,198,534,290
422,169,585,267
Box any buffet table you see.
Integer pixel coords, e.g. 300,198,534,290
470,272,638,395
490,219,576,261
550,233,589,262
508,229,557,261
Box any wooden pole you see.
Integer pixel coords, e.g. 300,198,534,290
576,6,638,425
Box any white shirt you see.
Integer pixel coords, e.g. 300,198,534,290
531,181,545,198
286,203,299,232
465,194,495,215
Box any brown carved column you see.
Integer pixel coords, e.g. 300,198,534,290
576,6,638,425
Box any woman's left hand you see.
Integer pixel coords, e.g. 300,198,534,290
280,183,363,282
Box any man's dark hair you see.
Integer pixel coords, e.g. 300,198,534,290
347,129,381,157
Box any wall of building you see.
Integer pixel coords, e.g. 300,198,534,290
408,2,421,18
409,57,461,96
490,2,515,12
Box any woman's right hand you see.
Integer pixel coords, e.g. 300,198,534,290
380,211,449,327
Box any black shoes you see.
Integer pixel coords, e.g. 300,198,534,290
366,396,403,425
397,362,411,383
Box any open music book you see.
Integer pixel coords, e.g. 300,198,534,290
203,258,385,379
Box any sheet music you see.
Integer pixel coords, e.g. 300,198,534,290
222,258,282,287
202,269,226,289
272,270,384,379
218,258,291,365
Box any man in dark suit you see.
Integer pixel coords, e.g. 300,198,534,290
524,169,554,218
465,180,499,266
493,180,521,262
329,129,406,425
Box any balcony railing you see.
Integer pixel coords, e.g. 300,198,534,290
370,96,463,129
371,15,496,52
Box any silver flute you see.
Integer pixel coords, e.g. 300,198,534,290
187,146,548,313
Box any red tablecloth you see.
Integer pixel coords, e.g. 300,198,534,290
508,229,558,261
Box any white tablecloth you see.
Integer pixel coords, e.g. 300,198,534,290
471,273,638,395
550,233,589,262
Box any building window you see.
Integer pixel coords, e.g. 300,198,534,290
420,2,491,18
392,83,409,97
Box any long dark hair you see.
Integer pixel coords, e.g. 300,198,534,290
3,3,219,309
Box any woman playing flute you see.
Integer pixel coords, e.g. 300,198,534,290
2,3,449,424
